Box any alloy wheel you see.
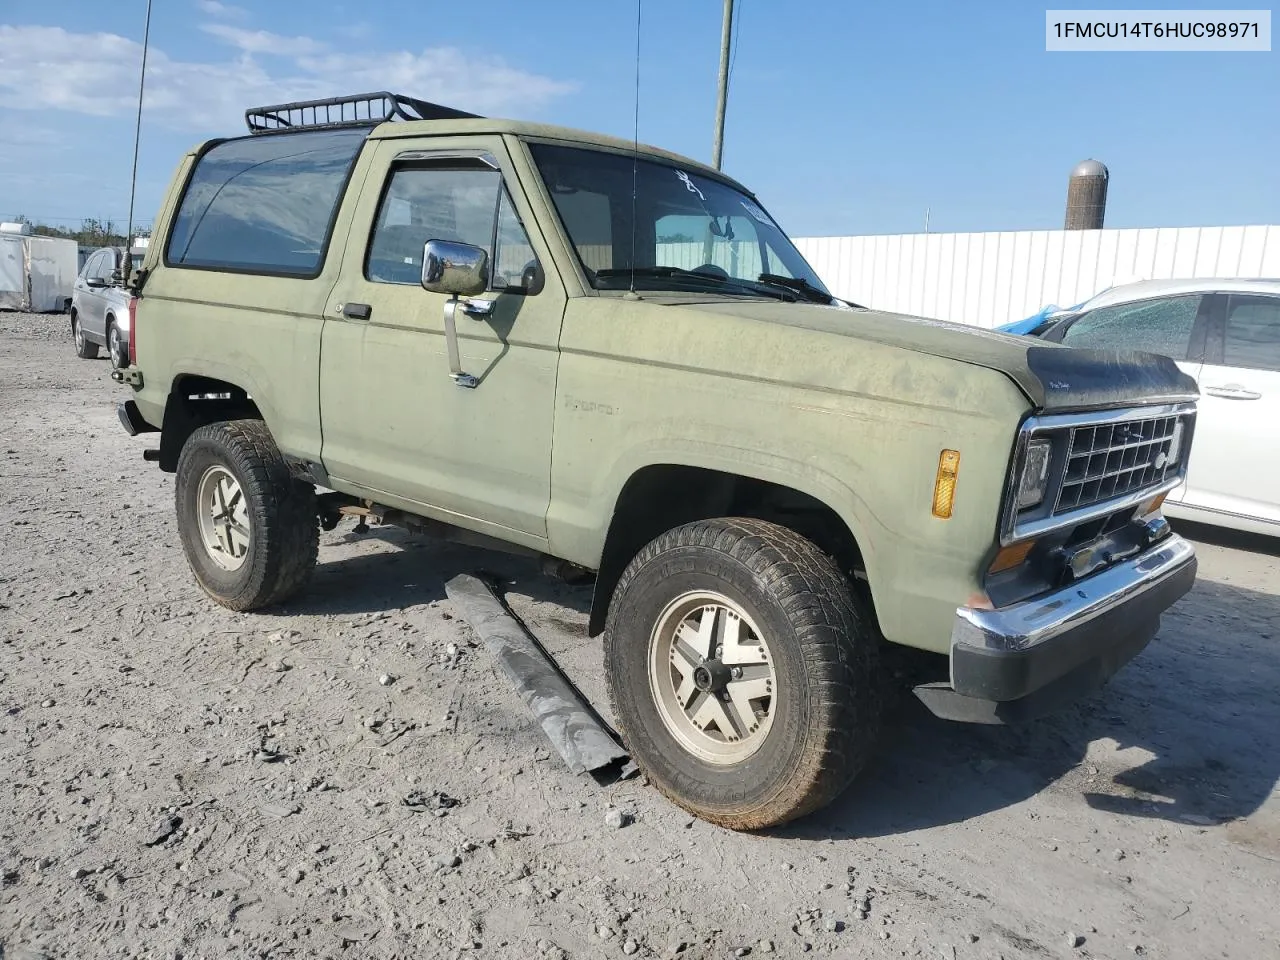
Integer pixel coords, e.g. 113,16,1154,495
647,590,777,764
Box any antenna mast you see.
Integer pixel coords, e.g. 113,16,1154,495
628,0,642,296
711,0,734,169
125,0,153,278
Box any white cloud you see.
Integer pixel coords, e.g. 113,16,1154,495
196,0,247,17
295,48,578,117
0,23,576,132
201,23,328,57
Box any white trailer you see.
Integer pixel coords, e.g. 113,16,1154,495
0,223,80,312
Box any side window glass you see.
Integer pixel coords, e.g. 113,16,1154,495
166,128,366,276
492,190,539,292
1223,296,1280,372
1060,296,1200,360
365,166,500,286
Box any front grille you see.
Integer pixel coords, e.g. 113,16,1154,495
1055,414,1183,515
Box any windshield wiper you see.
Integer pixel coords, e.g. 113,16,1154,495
594,267,797,302
756,273,839,305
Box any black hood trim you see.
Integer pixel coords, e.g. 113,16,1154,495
1024,346,1199,412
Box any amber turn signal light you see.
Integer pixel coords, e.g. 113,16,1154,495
932,449,961,519
1140,491,1169,516
988,539,1037,574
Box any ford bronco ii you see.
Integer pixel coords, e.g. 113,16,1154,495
114,93,1198,829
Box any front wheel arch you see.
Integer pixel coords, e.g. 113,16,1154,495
588,464,873,637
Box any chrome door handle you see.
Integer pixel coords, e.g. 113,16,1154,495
460,298,495,318
1204,385,1261,400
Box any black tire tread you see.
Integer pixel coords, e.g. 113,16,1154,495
175,419,318,611
605,517,881,830
72,315,99,359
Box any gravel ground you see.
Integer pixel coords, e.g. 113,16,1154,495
1,309,1278,960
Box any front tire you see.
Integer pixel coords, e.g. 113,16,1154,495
604,518,882,830
72,314,98,359
175,420,318,611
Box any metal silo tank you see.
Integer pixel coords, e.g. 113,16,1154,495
1064,159,1109,230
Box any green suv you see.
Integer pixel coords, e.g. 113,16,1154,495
114,93,1198,829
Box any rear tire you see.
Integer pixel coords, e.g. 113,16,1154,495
175,419,318,611
72,314,98,359
107,318,128,369
604,517,882,830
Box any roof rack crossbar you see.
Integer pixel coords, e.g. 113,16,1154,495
245,92,482,134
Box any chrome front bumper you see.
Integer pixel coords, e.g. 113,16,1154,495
915,534,1197,723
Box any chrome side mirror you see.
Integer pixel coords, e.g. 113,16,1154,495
423,239,491,390
421,239,489,298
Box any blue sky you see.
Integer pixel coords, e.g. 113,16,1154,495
0,1,1276,238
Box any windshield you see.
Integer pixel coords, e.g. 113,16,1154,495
529,143,830,300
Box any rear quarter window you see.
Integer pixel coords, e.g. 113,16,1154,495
165,129,367,277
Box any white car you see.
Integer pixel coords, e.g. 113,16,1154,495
1030,278,1280,537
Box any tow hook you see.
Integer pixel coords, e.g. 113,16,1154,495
111,368,144,387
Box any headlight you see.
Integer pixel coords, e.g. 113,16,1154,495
1016,439,1053,510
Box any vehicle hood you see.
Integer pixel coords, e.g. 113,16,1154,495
653,296,1198,412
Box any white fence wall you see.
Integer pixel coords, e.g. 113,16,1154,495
794,225,1280,329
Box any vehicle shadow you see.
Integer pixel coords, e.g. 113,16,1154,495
1171,518,1280,557
268,526,590,618
787,575,1280,838
271,526,1278,837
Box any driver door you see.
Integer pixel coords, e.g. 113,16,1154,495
76,251,108,338
319,136,566,547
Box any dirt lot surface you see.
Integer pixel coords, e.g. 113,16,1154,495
2,310,1278,960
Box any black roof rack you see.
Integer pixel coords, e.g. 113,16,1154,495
245,92,482,135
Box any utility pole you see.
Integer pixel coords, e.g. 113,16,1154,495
711,0,734,169
126,0,153,279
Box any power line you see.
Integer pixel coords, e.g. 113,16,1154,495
728,0,744,88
